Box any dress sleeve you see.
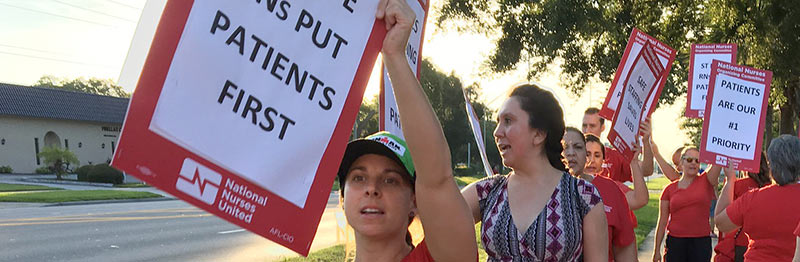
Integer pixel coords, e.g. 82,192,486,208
475,175,505,217
577,179,603,217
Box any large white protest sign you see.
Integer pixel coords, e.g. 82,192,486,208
686,44,737,118
607,43,664,160
462,88,493,177
700,61,772,172
112,0,386,255
379,0,429,139
600,28,675,121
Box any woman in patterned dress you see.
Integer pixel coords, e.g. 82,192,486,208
461,84,608,261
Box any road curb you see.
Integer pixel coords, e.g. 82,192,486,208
43,197,178,207
22,178,114,187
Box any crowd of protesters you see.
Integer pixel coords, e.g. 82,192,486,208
334,0,800,261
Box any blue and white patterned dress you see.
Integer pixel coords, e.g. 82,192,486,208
476,172,602,262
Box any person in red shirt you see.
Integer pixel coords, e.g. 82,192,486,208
652,147,722,262
793,222,800,262
582,108,655,183
715,135,800,262
563,127,637,261
584,130,649,212
335,2,479,261
713,151,771,262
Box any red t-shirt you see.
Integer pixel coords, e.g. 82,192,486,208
726,183,800,262
613,180,638,228
660,172,715,237
601,146,632,183
729,177,761,246
592,175,635,261
402,240,434,262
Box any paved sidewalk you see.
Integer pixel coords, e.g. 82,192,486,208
638,227,719,261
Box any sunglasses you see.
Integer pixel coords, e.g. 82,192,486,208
683,157,699,163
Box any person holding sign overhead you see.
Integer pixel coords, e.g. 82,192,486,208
563,127,637,261
461,83,608,261
714,135,800,262
652,147,722,262
335,0,478,261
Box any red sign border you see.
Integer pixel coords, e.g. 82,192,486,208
111,1,386,256
686,43,738,118
600,28,676,121
699,60,772,173
607,43,664,161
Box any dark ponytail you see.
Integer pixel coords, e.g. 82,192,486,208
509,83,567,172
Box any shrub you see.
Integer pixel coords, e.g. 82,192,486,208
0,165,12,173
87,164,124,184
35,166,52,174
75,165,94,181
37,147,79,180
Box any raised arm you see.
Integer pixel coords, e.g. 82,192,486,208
714,166,740,232
628,144,649,210
378,0,477,261
640,116,655,177
651,139,680,181
706,164,723,186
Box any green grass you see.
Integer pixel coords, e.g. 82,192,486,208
0,183,62,192
0,190,162,203
114,183,151,188
280,244,346,262
455,175,484,187
646,176,672,191
633,194,661,246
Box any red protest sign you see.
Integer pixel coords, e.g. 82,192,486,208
379,0,429,138
607,43,664,160
601,28,675,121
111,1,385,255
700,61,772,172
686,44,737,118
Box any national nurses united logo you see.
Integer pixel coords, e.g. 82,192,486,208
715,155,728,166
176,158,222,205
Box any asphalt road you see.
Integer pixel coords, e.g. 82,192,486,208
0,197,343,262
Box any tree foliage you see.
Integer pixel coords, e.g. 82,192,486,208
37,147,79,180
418,59,501,173
351,95,379,140
34,75,130,98
438,0,799,137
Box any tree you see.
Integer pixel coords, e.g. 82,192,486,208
34,75,130,98
439,0,799,137
37,147,79,180
351,94,379,140
419,59,501,174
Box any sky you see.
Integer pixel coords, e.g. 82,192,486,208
0,0,689,160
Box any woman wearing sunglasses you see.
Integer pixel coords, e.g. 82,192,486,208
652,147,722,262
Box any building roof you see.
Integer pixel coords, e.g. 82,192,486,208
0,82,129,124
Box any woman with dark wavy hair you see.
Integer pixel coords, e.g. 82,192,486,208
461,83,608,261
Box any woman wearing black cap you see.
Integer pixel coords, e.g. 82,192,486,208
334,0,478,261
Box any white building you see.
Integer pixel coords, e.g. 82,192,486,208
0,83,128,173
